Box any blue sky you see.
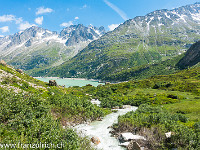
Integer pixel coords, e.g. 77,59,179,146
0,0,199,36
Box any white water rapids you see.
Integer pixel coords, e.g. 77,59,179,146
74,106,138,150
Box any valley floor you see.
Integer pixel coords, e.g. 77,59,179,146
0,62,200,149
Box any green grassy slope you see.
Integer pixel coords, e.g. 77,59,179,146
0,63,110,149
1,62,200,149
44,6,200,79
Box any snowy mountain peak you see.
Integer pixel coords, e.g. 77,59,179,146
0,24,106,74
59,24,105,46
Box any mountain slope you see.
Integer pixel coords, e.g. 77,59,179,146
0,61,109,150
46,2,200,79
0,25,105,75
99,40,200,81
177,40,200,68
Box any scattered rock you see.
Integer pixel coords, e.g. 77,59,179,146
167,95,178,99
105,82,111,85
0,60,7,65
112,106,119,109
122,105,132,109
128,141,144,150
107,126,112,129
119,132,146,142
165,131,175,138
119,142,130,148
16,69,23,74
49,80,57,86
97,117,103,121
91,137,100,145
91,99,101,106
97,84,103,87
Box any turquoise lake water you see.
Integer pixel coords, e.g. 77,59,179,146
35,77,104,87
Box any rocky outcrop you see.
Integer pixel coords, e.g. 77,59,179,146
177,41,200,69
49,80,57,86
16,69,23,74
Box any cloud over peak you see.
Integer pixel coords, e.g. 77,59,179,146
108,24,120,31
18,22,36,31
36,7,53,15
35,16,43,25
75,17,79,20
60,21,73,27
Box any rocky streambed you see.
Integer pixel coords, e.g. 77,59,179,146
73,106,147,150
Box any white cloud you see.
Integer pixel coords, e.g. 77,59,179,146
35,16,43,25
0,15,23,24
36,7,53,15
108,24,120,31
0,15,15,22
75,17,79,20
0,35,4,38
15,17,23,24
60,21,73,27
103,0,128,21
18,22,36,31
0,26,9,33
81,4,87,9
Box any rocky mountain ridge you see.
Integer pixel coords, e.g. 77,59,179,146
45,2,200,79
0,25,105,74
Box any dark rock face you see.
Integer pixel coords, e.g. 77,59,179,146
177,41,200,68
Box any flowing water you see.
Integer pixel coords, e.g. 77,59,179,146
36,77,138,149
35,77,104,87
74,106,138,150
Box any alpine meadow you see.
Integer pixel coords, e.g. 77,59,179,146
0,1,200,150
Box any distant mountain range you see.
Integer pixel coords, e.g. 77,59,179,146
1,3,200,80
0,25,105,74
43,2,200,79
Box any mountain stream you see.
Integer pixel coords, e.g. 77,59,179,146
74,106,138,150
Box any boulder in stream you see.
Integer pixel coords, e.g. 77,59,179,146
119,132,146,142
122,105,132,109
119,142,130,148
91,136,100,145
